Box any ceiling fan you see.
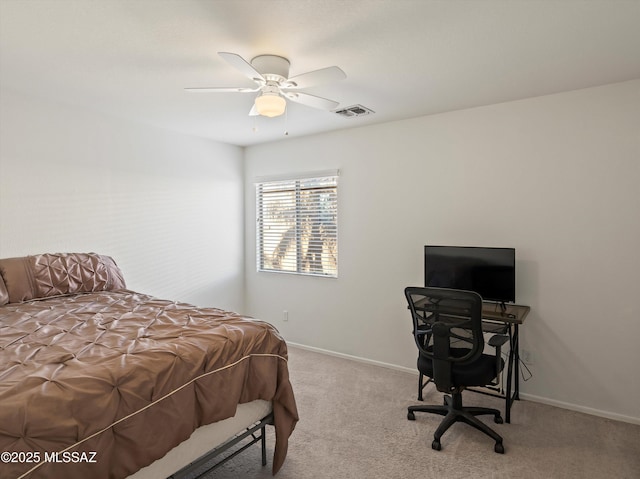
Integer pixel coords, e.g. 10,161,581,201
185,52,346,118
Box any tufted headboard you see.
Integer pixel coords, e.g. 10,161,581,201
0,253,126,305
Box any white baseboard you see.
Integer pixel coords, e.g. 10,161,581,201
287,342,418,375
518,392,640,425
288,342,640,426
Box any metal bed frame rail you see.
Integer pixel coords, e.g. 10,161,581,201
168,413,274,478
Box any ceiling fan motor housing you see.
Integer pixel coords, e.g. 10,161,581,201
251,55,290,81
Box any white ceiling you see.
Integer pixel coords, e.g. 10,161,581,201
1,0,639,147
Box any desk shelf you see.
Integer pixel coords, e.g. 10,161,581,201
482,303,530,324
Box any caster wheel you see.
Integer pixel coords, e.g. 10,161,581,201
495,442,505,454
431,440,441,451
494,415,504,424
407,411,415,421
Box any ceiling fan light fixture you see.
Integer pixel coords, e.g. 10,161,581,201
255,92,286,117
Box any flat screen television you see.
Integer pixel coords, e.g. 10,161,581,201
424,245,516,304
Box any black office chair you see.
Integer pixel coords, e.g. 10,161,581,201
405,286,505,453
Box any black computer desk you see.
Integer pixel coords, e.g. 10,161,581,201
415,302,530,424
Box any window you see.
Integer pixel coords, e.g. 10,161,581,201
256,172,338,277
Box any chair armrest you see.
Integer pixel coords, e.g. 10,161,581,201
487,334,509,386
488,334,509,348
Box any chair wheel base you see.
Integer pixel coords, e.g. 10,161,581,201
407,411,416,421
494,415,503,424
495,442,504,454
432,439,441,451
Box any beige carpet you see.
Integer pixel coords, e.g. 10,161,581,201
203,346,640,478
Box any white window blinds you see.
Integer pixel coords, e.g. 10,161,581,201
256,173,338,277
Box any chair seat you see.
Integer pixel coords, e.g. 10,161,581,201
418,348,503,388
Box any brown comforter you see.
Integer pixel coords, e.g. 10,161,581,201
0,255,298,479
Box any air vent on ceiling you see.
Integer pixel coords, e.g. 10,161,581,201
333,104,374,118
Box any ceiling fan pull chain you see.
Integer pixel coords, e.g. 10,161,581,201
284,106,289,136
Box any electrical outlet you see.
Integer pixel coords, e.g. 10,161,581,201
521,349,534,365
283,310,288,322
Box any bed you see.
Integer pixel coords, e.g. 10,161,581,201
0,253,298,479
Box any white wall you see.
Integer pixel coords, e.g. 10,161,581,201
245,80,640,423
0,89,245,311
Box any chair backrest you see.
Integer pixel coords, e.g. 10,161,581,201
405,286,485,392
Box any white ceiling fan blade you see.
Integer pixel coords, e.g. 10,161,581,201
184,86,260,93
282,66,346,89
283,91,339,111
218,52,265,83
